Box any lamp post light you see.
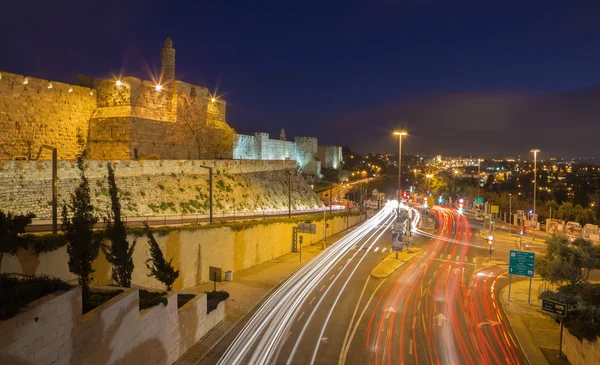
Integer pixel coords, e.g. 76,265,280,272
509,193,512,225
530,149,540,218
198,165,213,224
393,131,408,213
426,174,433,194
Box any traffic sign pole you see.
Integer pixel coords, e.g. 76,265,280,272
508,274,512,301
528,277,532,304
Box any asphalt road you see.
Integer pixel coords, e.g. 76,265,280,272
203,204,531,365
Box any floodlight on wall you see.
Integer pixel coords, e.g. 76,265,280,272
155,84,163,91
211,97,216,103
47,83,53,89
23,77,29,85
116,80,122,87
68,87,73,93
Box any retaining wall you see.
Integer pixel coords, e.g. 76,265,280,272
563,327,600,365
0,287,225,365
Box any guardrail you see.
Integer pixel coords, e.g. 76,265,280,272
25,206,350,233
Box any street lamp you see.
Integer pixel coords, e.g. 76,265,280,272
426,173,433,193
198,165,213,224
393,131,408,210
530,149,540,219
508,193,512,225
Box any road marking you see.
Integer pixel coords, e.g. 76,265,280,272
455,255,459,261
329,274,335,281
473,257,477,264
320,285,326,292
439,253,443,259
464,256,467,262
352,245,357,250
409,339,413,355
285,331,293,342
417,300,422,310
338,266,342,271
412,317,417,330
447,254,451,260
297,311,305,322
382,247,388,253
310,297,316,305
374,247,380,252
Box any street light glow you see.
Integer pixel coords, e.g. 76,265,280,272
393,131,408,136
155,84,163,91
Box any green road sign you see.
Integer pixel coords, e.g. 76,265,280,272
475,197,484,203
542,299,567,317
509,250,535,277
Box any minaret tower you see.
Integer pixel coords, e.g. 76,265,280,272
280,128,286,141
161,37,176,82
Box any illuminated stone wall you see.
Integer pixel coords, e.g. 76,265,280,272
0,159,320,218
0,72,97,160
233,133,324,175
318,145,343,169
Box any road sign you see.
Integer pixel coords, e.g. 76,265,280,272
491,205,499,214
489,249,493,255
475,197,484,203
392,232,403,252
517,210,524,219
542,299,567,317
509,250,535,277
406,241,411,247
298,222,317,234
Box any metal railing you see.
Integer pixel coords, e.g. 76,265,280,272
25,206,349,232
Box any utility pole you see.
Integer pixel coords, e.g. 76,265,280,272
509,193,512,225
394,131,407,216
477,158,481,202
530,149,540,240
323,204,326,249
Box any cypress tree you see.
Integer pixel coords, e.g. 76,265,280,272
144,223,179,291
62,153,100,313
102,163,136,288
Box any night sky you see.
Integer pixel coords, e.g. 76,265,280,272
2,0,600,159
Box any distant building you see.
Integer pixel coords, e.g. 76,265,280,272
233,130,342,176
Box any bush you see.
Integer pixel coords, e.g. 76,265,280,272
139,289,167,310
0,274,71,320
206,290,229,314
87,289,123,313
177,293,196,309
564,308,600,342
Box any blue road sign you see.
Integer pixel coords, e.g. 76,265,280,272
489,249,493,255
406,241,411,246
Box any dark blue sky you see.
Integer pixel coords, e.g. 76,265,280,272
2,0,600,158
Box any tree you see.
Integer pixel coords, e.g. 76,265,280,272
536,235,599,287
0,211,35,271
170,93,234,159
144,223,179,291
61,153,101,313
101,163,136,288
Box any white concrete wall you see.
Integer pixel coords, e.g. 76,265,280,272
0,287,225,365
563,327,600,365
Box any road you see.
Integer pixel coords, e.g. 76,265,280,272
202,204,530,365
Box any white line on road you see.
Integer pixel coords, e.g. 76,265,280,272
382,247,387,253
473,257,477,264
409,339,413,355
374,247,380,252
329,274,335,281
412,317,416,330
338,266,342,271
417,301,421,310
297,311,305,322
447,254,451,260
455,255,459,261
309,297,316,305
319,285,326,292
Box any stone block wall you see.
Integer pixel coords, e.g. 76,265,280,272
563,328,600,365
2,213,363,289
318,145,343,169
0,286,226,365
0,159,317,219
0,72,97,160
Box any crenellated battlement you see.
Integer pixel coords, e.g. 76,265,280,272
0,71,96,98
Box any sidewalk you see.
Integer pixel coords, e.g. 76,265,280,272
499,277,570,365
174,227,356,365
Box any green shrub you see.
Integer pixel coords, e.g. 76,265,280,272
177,293,196,309
0,274,72,319
139,289,168,310
564,308,600,342
206,290,229,313
87,289,123,313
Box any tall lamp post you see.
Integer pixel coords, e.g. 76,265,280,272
426,174,433,194
530,149,540,220
198,165,213,224
508,193,512,225
393,131,408,214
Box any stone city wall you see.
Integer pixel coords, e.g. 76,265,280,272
2,213,363,289
318,145,343,169
0,286,225,365
0,159,320,218
563,327,600,365
0,71,97,160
